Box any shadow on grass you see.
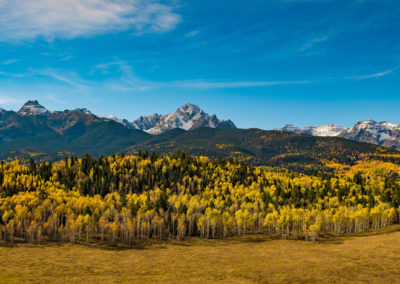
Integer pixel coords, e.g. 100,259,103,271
1,225,400,250
316,224,400,245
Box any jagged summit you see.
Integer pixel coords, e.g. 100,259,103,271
18,100,49,116
131,103,236,134
177,103,202,115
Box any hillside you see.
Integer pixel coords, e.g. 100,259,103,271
0,104,151,160
1,153,400,247
0,120,151,161
128,127,400,172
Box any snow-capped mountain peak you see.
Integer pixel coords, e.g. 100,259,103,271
132,103,236,134
97,114,132,127
280,124,347,137
177,103,202,115
18,100,49,116
281,120,400,150
345,120,400,143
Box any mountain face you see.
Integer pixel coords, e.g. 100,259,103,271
280,120,400,150
342,120,400,150
131,103,236,134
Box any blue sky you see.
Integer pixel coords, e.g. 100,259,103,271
0,0,399,129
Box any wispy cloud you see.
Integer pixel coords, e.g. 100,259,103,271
2,59,21,65
185,30,200,37
171,80,312,89
0,0,181,42
0,70,26,78
298,36,329,52
349,68,397,80
91,61,133,75
0,95,24,106
31,68,90,89
90,60,313,90
46,94,68,105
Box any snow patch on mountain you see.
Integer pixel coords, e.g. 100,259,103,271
344,120,400,146
97,114,131,127
281,120,400,150
280,124,347,137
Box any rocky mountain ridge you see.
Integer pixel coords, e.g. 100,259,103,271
4,100,236,135
279,120,400,150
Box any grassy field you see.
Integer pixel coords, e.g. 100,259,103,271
1,229,400,283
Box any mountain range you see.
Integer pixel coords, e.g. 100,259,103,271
280,121,400,150
0,100,236,160
99,102,235,134
0,100,399,172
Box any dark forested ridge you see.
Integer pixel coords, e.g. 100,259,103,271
128,128,400,172
1,117,399,173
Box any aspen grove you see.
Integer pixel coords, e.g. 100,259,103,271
1,152,400,244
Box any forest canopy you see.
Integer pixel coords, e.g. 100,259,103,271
1,152,400,244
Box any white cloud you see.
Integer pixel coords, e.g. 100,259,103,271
172,80,311,89
2,59,20,65
91,61,133,75
31,68,90,89
350,69,396,80
46,94,68,104
0,95,24,105
298,36,329,52
185,30,200,37
0,0,181,42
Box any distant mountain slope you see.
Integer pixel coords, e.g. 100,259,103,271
127,127,399,173
0,100,235,160
0,101,151,160
279,120,400,150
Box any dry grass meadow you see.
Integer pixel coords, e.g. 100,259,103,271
1,228,400,283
